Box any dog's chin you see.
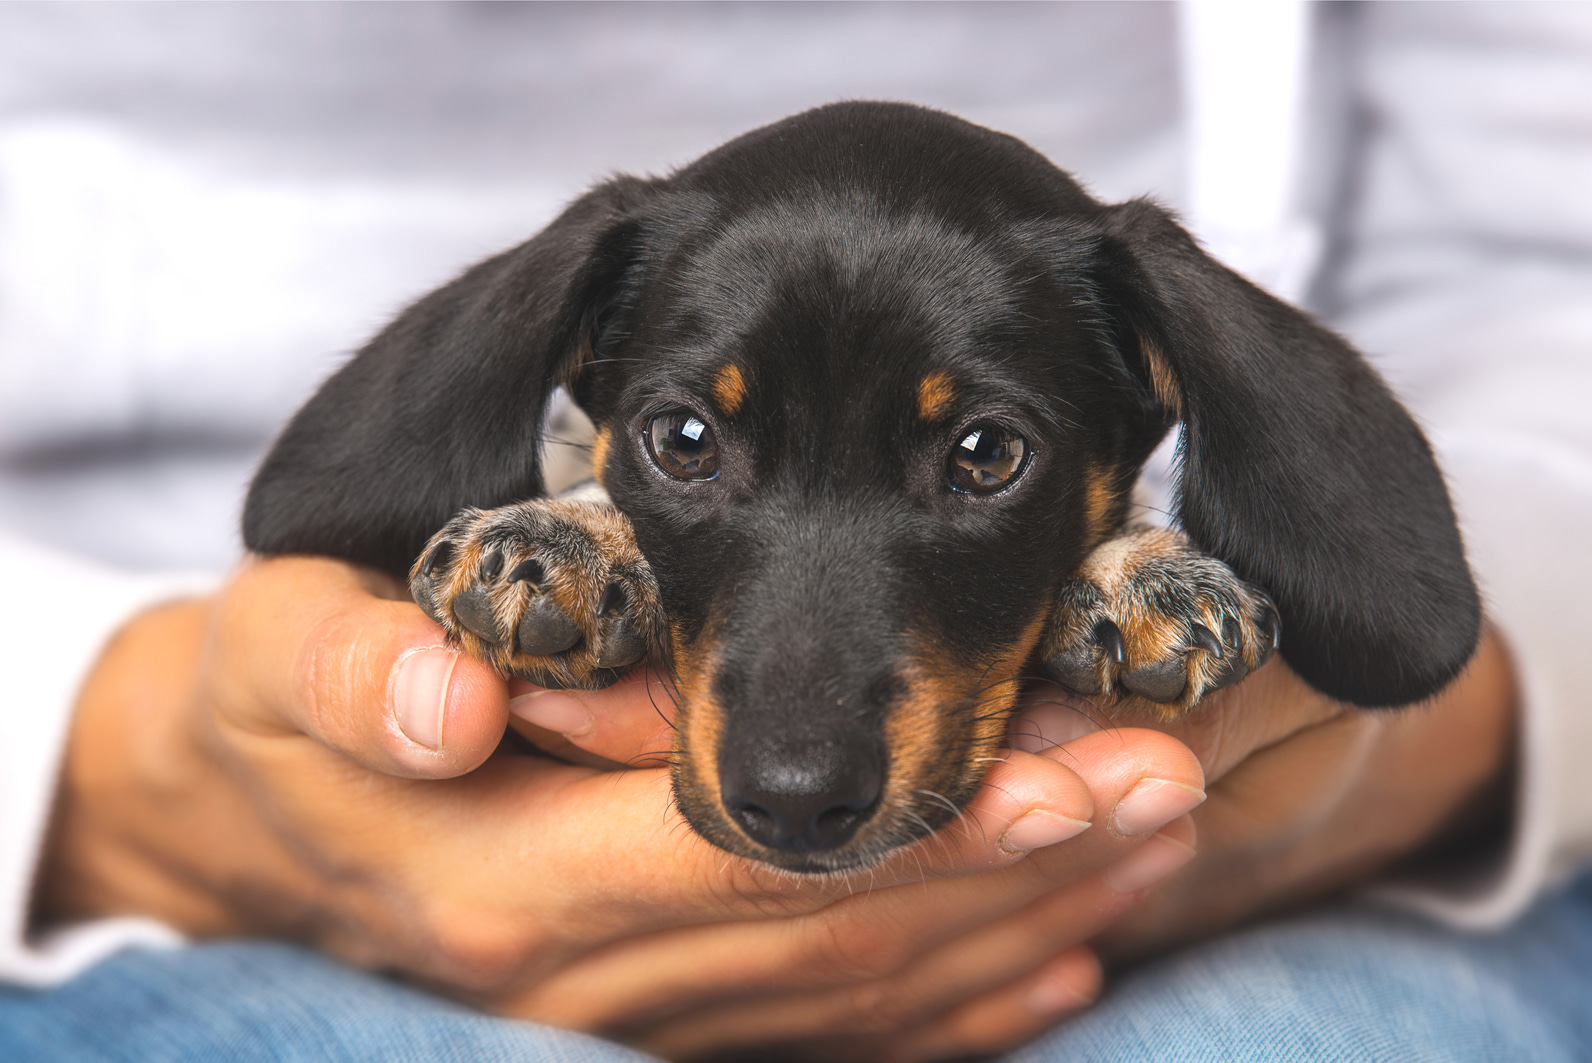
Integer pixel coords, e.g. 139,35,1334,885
742,845,894,876
684,811,957,876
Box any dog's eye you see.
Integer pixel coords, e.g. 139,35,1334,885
647,412,720,480
949,426,1027,494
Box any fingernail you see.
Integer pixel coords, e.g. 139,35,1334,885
509,689,595,738
394,647,459,750
1103,832,1197,894
999,810,1092,854
1111,778,1206,837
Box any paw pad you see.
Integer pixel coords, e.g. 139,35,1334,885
408,499,662,690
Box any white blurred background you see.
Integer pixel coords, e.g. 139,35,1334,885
0,1,1191,570
1,1,1588,580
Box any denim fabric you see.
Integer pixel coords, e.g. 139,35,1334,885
1018,869,1592,1063
0,941,654,1063
5,871,1591,1062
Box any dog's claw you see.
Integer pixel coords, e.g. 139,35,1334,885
1094,618,1126,664
479,549,504,582
1190,623,1223,659
1221,616,1243,654
420,540,453,577
507,558,544,585
1258,606,1281,657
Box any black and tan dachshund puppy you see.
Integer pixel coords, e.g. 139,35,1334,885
245,102,1480,874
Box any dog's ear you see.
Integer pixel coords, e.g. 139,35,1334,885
243,177,655,577
1093,199,1480,707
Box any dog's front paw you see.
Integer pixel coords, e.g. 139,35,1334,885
1041,527,1279,716
408,490,664,689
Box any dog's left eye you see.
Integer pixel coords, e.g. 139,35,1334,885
647,412,720,480
949,426,1027,494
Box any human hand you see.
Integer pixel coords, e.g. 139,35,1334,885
586,630,1512,1059
36,555,1208,1061
1007,628,1517,962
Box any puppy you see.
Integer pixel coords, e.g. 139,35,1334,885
244,102,1480,873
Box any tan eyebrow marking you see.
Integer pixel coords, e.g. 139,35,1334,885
916,371,957,422
712,363,747,417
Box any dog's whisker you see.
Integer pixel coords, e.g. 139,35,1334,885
913,788,961,821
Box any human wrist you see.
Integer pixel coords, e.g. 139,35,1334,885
1382,625,1519,874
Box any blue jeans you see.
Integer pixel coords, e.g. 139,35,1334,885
7,870,1592,1062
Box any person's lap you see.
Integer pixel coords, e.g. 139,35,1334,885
6,870,1591,1062
1018,868,1592,1062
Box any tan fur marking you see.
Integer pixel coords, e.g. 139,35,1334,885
1076,526,1181,592
712,364,747,417
1120,604,1186,671
916,371,957,422
885,668,951,819
886,611,1048,825
668,620,733,848
1138,333,1183,416
1084,466,1118,546
589,427,612,488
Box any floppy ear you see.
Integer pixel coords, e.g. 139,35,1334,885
1095,199,1480,707
243,177,655,578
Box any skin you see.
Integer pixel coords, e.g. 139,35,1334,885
33,555,1515,1061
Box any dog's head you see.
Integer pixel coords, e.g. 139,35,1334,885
246,103,1478,871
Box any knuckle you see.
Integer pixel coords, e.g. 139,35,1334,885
838,979,917,1034
420,901,541,992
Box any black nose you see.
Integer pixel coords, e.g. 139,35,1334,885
720,740,884,852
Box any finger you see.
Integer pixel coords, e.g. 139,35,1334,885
1004,683,1110,754
1010,663,1345,788
889,945,1103,1063
908,724,1203,878
501,730,1201,1029
633,816,1194,1058
208,555,510,779
630,815,1181,1063
900,748,1096,874
1103,711,1385,950
1161,658,1347,783
504,666,678,769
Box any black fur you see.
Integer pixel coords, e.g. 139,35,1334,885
247,100,1479,725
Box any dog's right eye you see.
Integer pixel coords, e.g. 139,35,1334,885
647,412,720,480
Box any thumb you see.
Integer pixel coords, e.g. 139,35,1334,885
210,555,509,778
